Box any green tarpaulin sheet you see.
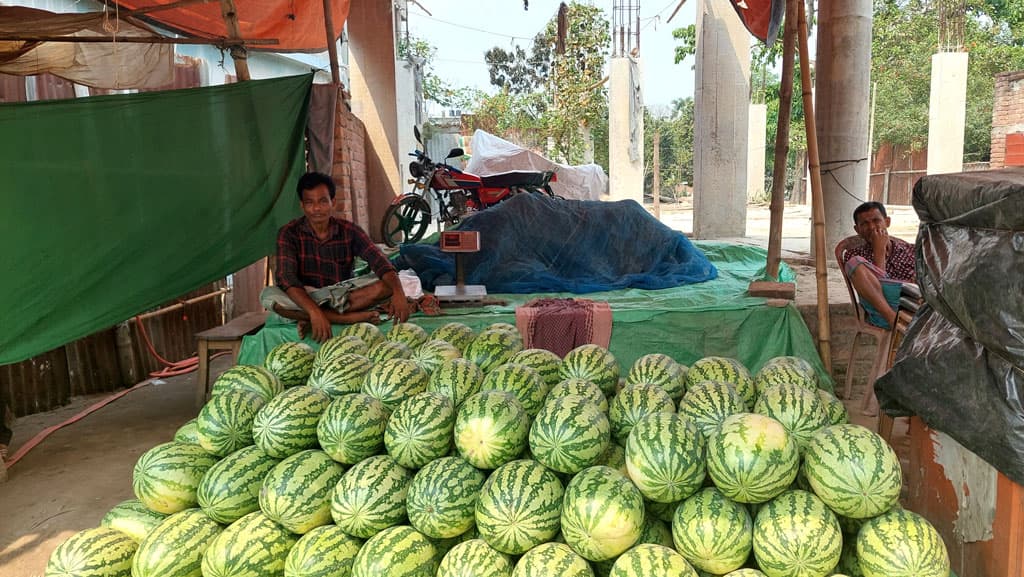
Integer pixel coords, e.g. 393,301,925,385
0,74,312,365
239,242,832,389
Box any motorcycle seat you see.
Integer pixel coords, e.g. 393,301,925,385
480,170,552,188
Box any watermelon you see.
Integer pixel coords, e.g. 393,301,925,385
465,329,524,373
252,386,331,458
407,456,486,539
317,393,388,464
428,358,486,407
671,487,752,575
753,383,829,451
388,322,430,348
817,389,848,426
306,353,373,396
259,449,345,534
101,499,168,543
857,509,949,577
753,357,818,395
560,344,620,397
195,389,265,456
626,354,687,401
454,391,530,470
638,516,675,548
385,392,456,468
431,322,477,353
211,364,283,402
561,466,645,562
437,539,513,577
313,334,369,366
706,413,799,504
45,527,137,577
367,340,414,363
352,525,438,577
427,527,480,567
801,424,902,519
413,339,462,374
645,499,681,524
132,509,223,577
201,511,297,577
508,348,563,386
609,544,698,577
361,358,429,411
342,321,385,346
752,490,842,577
677,380,747,438
264,342,315,387
475,459,565,554
486,322,520,335
530,394,610,474
512,542,594,577
836,538,865,577
197,445,280,524
685,357,754,409
608,383,676,445
331,454,413,538
172,419,201,445
548,378,608,413
625,412,706,503
723,571,768,577
481,363,550,417
132,442,219,515
284,525,362,577
595,442,628,477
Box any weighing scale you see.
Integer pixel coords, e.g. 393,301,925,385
434,230,488,302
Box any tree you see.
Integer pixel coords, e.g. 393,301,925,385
644,98,695,200
483,34,552,95
399,35,482,110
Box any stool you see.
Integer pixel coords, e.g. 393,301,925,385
195,311,267,407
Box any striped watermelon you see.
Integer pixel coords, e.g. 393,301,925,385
706,413,799,504
625,412,706,503
317,393,388,464
342,321,385,347
817,389,848,426
284,525,362,577
385,392,456,469
454,391,530,470
306,353,373,396
431,322,476,353
595,442,628,477
857,509,949,577
259,449,345,534
836,537,864,577
211,364,283,402
412,339,462,374
638,516,675,548
645,499,681,524
131,508,223,577
508,348,563,386
437,539,513,577
626,354,687,401
530,394,610,474
753,383,829,451
677,380,747,438
671,487,753,575
264,342,315,387
512,543,593,577
753,357,818,396
752,490,842,577
609,544,698,577
427,526,479,566
685,357,754,409
361,358,429,411
46,527,137,577
548,378,608,413
481,363,549,417
407,456,486,538
367,340,414,363
251,386,331,458
173,419,201,445
801,424,902,519
197,445,280,524
475,459,565,554
352,525,438,577
132,442,219,514
196,389,265,456
560,344,620,397
724,570,768,576
561,466,645,562
388,322,430,348
201,511,297,577
101,499,168,544
428,358,485,407
331,454,413,538
486,322,520,334
313,334,369,366
465,329,524,373
608,383,676,445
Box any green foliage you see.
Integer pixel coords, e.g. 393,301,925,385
644,98,695,201
673,25,696,65
484,35,553,96
399,35,483,110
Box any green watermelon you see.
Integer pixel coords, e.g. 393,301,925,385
481,363,550,417
801,424,902,519
547,378,608,413
609,544,698,577
626,353,687,401
595,442,628,477
331,454,413,538
475,459,565,554
753,383,829,451
45,526,137,577
210,364,283,402
753,357,818,396
196,389,265,456
677,380,747,438
259,449,345,534
251,386,331,458
645,499,681,524
427,527,479,567
428,358,486,407
530,394,610,474
173,419,201,445
131,509,223,577
361,358,429,411
431,322,476,353
352,525,438,577
856,509,949,577
313,334,369,366
512,542,593,577
609,383,676,445
101,499,168,543
284,524,362,577
637,516,675,548
197,445,280,524
454,391,530,470
385,392,456,469
264,342,315,387
306,353,373,396
413,339,462,374
132,442,219,514
685,357,754,409
341,322,385,347
723,570,768,576
560,344,620,397
625,412,705,503
407,456,486,539
671,487,752,575
817,389,848,426
437,539,513,577
465,329,524,373
561,466,645,562
317,393,388,464
508,348,563,386
486,322,520,334
201,511,297,577
367,340,414,363
706,413,799,504
752,490,842,577
836,537,865,577
388,322,430,348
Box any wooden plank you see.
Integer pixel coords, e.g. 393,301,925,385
197,311,268,341
747,281,796,300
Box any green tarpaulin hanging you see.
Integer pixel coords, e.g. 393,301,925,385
0,74,312,365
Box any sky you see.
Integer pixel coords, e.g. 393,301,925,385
406,0,699,111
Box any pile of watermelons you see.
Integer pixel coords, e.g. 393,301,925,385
45,321,951,577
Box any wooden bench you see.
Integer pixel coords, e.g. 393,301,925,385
195,311,268,407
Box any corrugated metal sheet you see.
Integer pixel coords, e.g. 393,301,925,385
0,72,25,103
1,347,69,417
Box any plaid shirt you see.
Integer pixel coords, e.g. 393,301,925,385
845,236,916,282
275,217,395,291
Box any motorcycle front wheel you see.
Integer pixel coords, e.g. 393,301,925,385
381,195,431,247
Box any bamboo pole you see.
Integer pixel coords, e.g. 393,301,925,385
219,0,250,81
322,0,341,85
797,0,832,373
765,0,799,280
0,34,277,46
653,131,661,219
134,288,231,322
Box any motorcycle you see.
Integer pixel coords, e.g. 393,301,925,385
380,126,557,247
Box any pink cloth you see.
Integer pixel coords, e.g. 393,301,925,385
515,298,613,358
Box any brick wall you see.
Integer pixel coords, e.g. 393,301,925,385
331,92,371,232
990,70,1024,169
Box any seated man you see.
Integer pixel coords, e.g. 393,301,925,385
844,201,916,329
261,172,411,342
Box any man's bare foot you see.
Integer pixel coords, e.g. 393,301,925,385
297,320,310,340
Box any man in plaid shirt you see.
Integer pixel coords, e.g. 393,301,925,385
260,172,411,342
843,201,916,329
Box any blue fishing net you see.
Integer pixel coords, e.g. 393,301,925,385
396,193,717,294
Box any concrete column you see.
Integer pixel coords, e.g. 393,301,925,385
927,52,969,175
693,0,750,239
395,60,418,185
815,0,872,249
748,103,768,201
608,57,644,203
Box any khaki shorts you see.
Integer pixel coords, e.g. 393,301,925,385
260,272,380,313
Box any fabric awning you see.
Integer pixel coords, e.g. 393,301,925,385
730,0,783,45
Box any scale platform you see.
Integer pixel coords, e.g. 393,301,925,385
434,284,488,302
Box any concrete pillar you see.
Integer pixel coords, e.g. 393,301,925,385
693,0,750,239
748,103,768,201
815,0,872,250
927,52,969,175
395,59,418,185
608,57,644,203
